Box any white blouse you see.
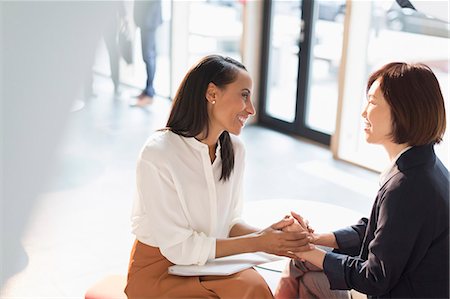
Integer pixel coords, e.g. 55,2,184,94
131,130,245,266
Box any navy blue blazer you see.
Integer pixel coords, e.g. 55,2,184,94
323,145,449,298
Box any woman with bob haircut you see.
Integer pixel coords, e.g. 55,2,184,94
276,62,449,299
125,55,312,298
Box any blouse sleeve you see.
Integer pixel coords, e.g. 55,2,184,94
132,157,216,266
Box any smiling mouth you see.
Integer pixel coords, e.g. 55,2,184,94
238,116,247,126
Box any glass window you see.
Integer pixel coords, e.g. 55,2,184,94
336,0,449,171
187,0,243,64
306,0,345,134
264,1,302,123
262,0,345,143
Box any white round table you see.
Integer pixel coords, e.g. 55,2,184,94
243,198,364,233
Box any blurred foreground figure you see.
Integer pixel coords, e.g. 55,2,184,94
1,1,117,288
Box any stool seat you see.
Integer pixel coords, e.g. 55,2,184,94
85,275,127,299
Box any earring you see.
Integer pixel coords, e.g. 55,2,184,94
211,100,216,104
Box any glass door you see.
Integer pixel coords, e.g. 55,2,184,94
259,0,345,145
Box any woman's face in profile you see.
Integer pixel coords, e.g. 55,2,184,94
209,69,255,136
361,78,393,146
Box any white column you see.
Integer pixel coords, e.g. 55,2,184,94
241,0,264,124
170,1,190,99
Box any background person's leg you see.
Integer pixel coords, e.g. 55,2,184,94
130,27,156,107
140,28,157,97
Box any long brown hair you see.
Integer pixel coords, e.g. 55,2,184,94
166,55,247,181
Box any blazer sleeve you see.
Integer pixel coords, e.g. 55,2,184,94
332,217,368,256
132,158,216,266
323,176,431,296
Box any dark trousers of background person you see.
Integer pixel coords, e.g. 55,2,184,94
140,27,157,98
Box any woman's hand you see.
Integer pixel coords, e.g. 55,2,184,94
279,213,317,260
282,215,307,233
289,211,315,234
253,218,314,259
290,211,339,249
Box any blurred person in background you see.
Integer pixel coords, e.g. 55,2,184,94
85,1,126,99
130,0,162,107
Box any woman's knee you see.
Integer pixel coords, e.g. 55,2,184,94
235,269,272,296
301,272,350,299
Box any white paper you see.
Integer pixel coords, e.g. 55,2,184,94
168,252,286,276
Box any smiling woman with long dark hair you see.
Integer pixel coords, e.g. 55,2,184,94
125,55,312,298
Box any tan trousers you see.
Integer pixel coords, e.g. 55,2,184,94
275,259,350,299
125,240,274,299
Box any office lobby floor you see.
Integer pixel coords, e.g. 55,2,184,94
1,74,378,298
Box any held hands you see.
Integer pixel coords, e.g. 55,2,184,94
254,216,314,259
282,211,318,260
283,211,315,235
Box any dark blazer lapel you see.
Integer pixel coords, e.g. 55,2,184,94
396,144,435,172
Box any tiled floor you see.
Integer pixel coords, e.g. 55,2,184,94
0,74,378,298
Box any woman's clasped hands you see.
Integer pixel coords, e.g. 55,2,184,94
283,211,318,261
254,212,315,259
